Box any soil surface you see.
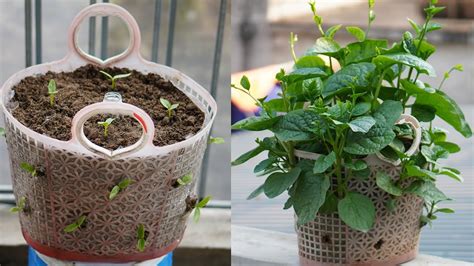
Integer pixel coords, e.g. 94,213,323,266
10,64,205,150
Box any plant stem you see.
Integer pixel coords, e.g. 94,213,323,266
329,57,334,74
49,95,54,107
372,69,387,110
111,79,116,90
104,126,108,138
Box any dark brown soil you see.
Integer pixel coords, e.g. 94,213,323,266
10,64,204,150
185,195,198,212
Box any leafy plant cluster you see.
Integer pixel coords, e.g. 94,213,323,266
232,0,471,232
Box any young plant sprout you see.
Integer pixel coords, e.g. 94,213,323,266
209,136,225,144
20,162,37,177
48,79,58,107
0,127,5,137
64,215,87,233
100,71,132,90
136,224,147,252
109,178,133,200
160,98,179,118
97,118,115,138
176,173,193,187
193,196,211,223
10,196,26,213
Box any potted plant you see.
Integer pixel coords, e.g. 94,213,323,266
2,3,218,263
231,0,471,265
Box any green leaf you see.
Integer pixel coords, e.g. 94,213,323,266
426,22,442,32
197,196,212,208
48,79,57,94
345,40,387,65
405,165,437,180
294,172,330,225
325,24,342,39
137,238,146,252
170,103,179,110
114,73,132,79
373,100,403,126
231,145,265,166
109,185,120,200
254,158,276,173
282,68,327,83
439,168,463,182
247,184,265,200
322,62,376,98
193,207,201,222
118,178,133,189
376,172,402,196
99,70,113,80
273,110,321,141
63,223,80,233
400,79,435,95
231,115,280,131
415,90,472,137
346,26,366,42
353,167,371,180
373,53,436,76
344,124,395,155
412,104,436,122
346,160,367,171
20,162,37,176
348,116,376,133
310,37,342,57
421,145,449,163
313,151,336,174
209,136,225,144
0,127,5,137
436,142,460,153
319,193,338,214
263,167,301,198
425,6,445,16
240,75,251,90
137,224,145,239
436,208,454,214
406,181,449,203
407,18,421,34
386,198,397,212
160,98,171,109
177,173,193,186
338,192,375,232
10,207,20,213
295,55,326,69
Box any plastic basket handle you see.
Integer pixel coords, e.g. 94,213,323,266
70,102,155,158
67,3,142,66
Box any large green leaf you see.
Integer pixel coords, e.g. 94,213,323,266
294,172,330,225
376,172,402,196
231,115,281,131
313,151,336,174
308,37,342,58
405,165,437,181
273,110,321,141
337,192,375,232
263,167,301,198
415,90,472,137
345,26,366,42
344,124,395,155
282,68,327,83
322,62,376,98
373,53,436,76
406,181,449,203
344,39,388,65
231,146,265,166
348,116,376,133
373,100,403,126
295,55,326,69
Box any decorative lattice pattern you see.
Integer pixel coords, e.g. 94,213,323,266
4,87,212,259
296,157,423,265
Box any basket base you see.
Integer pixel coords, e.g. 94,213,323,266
299,248,417,266
23,230,180,263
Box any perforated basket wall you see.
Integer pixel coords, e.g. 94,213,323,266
295,156,424,266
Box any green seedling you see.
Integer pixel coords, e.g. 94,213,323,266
20,162,37,177
136,224,147,252
193,196,211,223
109,178,133,200
0,127,5,137
100,71,132,89
48,79,58,107
176,173,193,187
98,118,115,137
10,196,26,213
160,98,179,118
209,136,225,144
64,215,87,233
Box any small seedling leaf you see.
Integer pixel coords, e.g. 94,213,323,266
114,73,132,79
48,79,57,95
10,207,20,213
76,215,86,227
118,178,133,189
160,98,172,109
64,223,80,233
240,75,251,90
137,224,145,239
0,127,5,137
170,103,179,110
193,207,201,222
209,136,225,144
105,118,115,125
137,239,146,252
20,162,36,176
177,174,192,186
99,70,113,80
109,185,120,200
196,196,211,208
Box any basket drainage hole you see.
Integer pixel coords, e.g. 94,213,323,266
321,234,331,244
374,238,384,250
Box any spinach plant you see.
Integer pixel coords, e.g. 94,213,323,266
10,196,26,213
98,118,115,138
64,215,87,233
232,0,471,232
193,196,211,223
160,98,179,118
109,178,133,200
136,224,147,252
48,79,58,107
100,71,131,90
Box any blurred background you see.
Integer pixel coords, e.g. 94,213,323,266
0,0,231,201
231,0,474,262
